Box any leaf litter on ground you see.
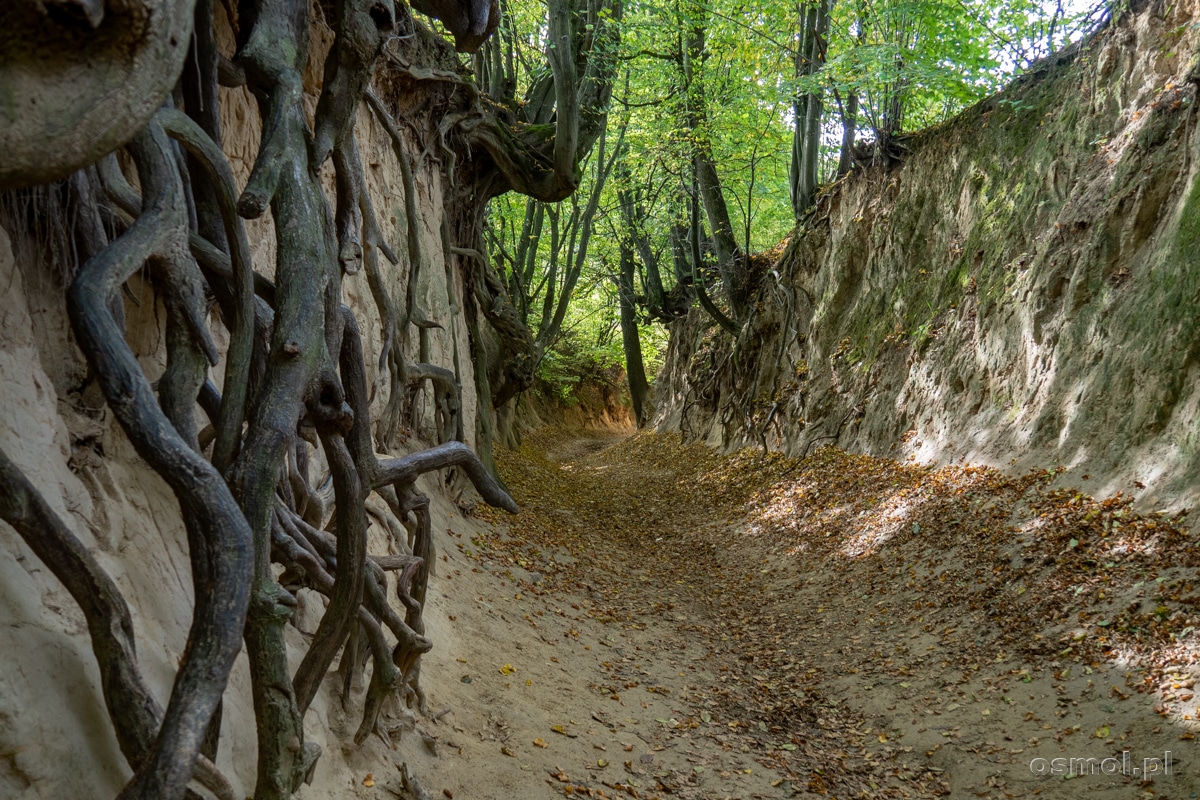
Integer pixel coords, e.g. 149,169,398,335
470,429,1200,798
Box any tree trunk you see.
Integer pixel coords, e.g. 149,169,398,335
694,153,745,309
790,0,830,219
682,12,747,320
617,162,673,321
687,181,739,335
837,91,858,177
617,241,651,427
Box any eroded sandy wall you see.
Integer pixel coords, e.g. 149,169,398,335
0,11,479,798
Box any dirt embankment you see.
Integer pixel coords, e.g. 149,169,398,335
500,374,636,448
658,1,1200,512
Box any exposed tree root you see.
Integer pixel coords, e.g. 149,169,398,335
67,120,254,800
0,449,236,800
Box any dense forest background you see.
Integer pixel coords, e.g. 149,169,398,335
484,0,1106,424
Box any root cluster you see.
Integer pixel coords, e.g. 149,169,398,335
0,0,522,798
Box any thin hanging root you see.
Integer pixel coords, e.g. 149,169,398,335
158,108,256,474
332,144,365,274
361,252,404,438
293,431,368,715
363,90,425,328
344,136,402,433
363,90,427,445
67,120,253,800
405,362,461,443
349,137,405,418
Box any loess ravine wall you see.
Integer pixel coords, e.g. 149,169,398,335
658,0,1200,511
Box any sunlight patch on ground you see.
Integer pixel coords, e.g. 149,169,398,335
684,440,1200,679
840,496,926,558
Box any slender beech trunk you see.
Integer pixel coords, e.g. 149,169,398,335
617,241,651,427
790,0,830,219
681,10,747,320
837,91,858,177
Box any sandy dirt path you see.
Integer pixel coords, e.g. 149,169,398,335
382,430,1199,800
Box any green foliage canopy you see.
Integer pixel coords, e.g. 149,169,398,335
475,0,1102,398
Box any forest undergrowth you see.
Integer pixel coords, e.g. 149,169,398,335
465,428,1200,798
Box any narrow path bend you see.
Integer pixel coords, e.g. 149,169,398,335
405,429,1199,800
